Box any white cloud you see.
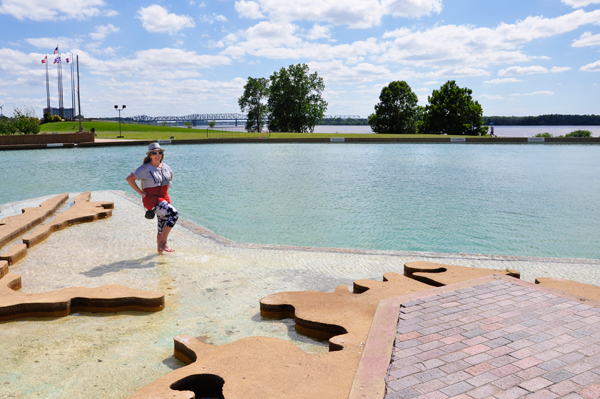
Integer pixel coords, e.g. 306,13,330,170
511,91,554,96
561,0,600,7
201,13,228,23
92,77,246,115
498,66,549,76
573,31,600,47
0,48,45,73
484,78,524,84
580,60,600,71
106,48,229,74
235,0,264,19
137,5,195,35
244,0,442,29
25,37,82,52
209,33,239,49
479,94,506,100
308,59,393,84
0,0,116,21
306,24,333,40
221,8,600,82
550,66,571,73
380,9,600,70
90,24,120,41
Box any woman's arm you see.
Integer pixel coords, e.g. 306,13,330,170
126,173,147,198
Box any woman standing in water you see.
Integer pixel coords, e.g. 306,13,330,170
126,143,179,254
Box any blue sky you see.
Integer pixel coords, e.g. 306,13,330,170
1,0,599,119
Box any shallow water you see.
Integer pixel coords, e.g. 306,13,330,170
1,143,599,260
1,191,599,398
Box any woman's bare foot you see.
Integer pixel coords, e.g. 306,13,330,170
158,244,174,253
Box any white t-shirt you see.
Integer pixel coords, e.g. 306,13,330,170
133,163,173,189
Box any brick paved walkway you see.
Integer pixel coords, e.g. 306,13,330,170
385,279,600,399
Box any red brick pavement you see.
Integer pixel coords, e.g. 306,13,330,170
385,279,600,399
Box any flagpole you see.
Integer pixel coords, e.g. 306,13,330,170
71,53,75,120
58,51,64,119
77,55,82,132
45,55,50,114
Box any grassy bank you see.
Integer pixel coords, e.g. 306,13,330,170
39,121,491,140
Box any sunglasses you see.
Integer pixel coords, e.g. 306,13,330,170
150,151,163,155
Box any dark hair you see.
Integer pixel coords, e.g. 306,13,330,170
143,151,164,164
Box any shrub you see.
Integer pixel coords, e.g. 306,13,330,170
565,130,592,138
535,132,552,138
13,107,40,134
0,117,16,135
52,115,62,122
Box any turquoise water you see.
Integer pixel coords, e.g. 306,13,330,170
1,143,599,259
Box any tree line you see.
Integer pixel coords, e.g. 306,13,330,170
239,68,488,135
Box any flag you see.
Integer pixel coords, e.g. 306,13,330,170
66,58,70,63
42,55,47,64
54,56,60,64
54,47,58,54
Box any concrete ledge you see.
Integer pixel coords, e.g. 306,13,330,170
0,243,27,265
0,193,68,248
2,136,599,150
75,136,600,148
0,273,165,321
23,191,113,248
0,143,76,151
0,132,94,146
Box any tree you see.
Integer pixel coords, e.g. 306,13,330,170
52,115,62,122
267,63,327,133
238,77,270,132
13,107,40,134
42,112,52,124
368,81,419,134
0,115,16,135
184,121,192,128
420,80,487,136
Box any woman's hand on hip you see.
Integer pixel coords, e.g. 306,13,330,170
140,191,147,198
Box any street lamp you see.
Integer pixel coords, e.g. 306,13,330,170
114,105,126,138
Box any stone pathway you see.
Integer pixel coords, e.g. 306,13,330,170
385,279,600,399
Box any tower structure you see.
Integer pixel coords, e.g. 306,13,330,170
56,46,64,119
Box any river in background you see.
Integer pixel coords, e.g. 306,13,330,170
310,125,600,137
198,124,600,137
2,143,599,260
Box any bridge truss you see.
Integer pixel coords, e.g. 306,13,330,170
130,114,363,123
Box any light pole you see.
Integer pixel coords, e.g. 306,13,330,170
114,105,126,138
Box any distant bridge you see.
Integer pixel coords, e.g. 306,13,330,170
131,114,362,124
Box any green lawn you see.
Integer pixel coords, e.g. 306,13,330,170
38,121,492,140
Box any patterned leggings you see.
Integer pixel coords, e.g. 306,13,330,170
155,201,179,233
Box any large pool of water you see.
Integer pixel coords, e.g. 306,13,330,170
2,143,599,259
